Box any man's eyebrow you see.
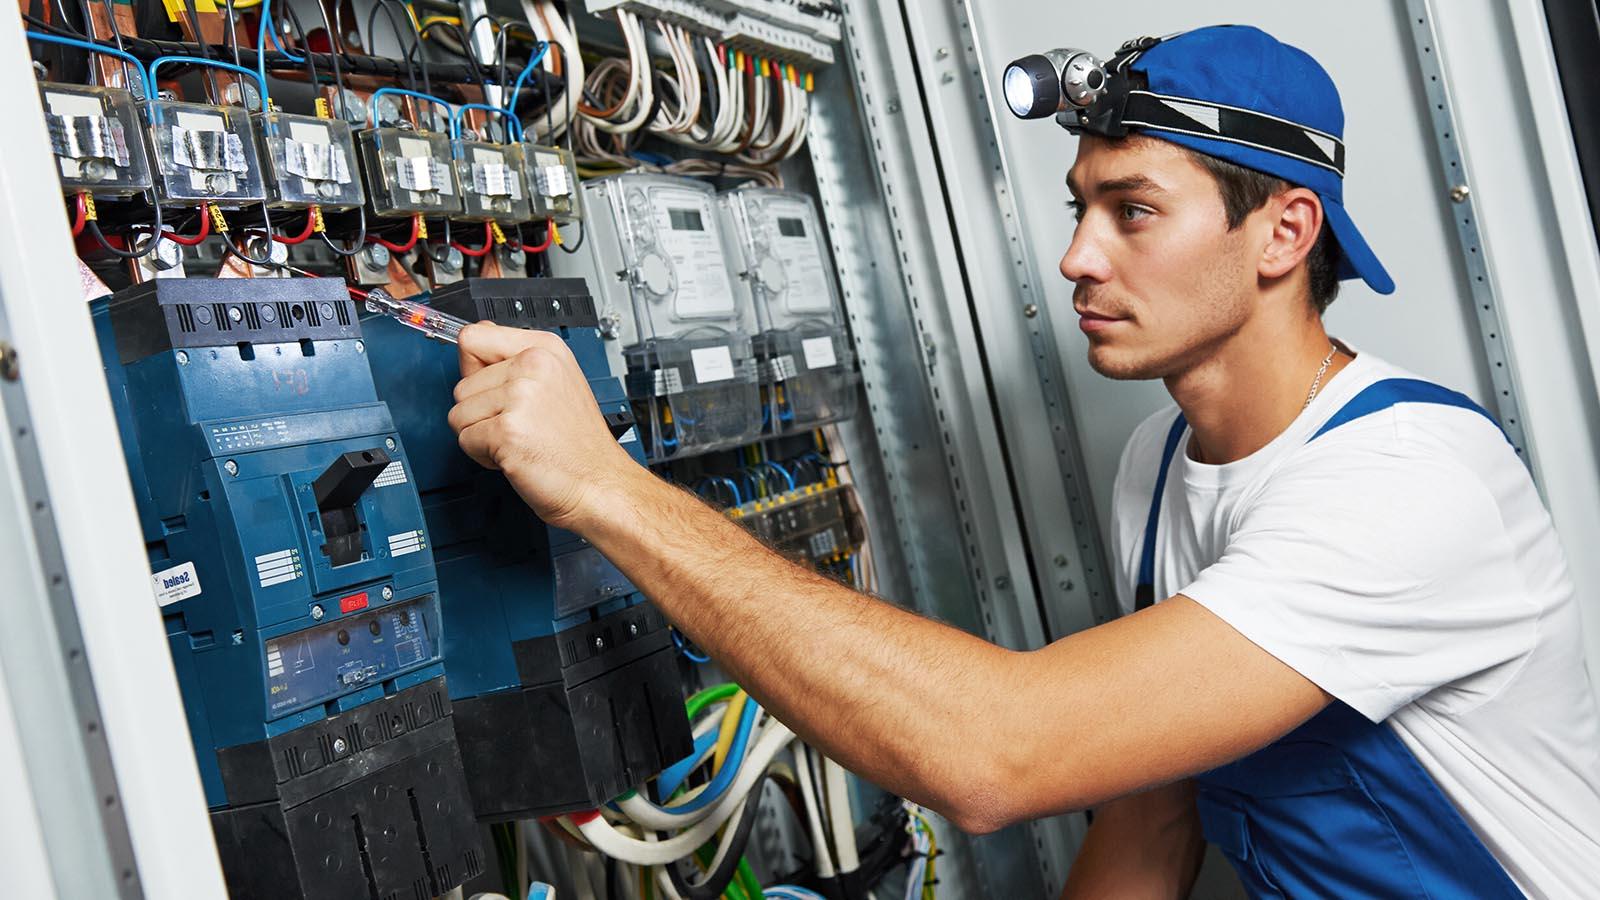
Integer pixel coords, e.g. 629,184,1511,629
1065,173,1168,198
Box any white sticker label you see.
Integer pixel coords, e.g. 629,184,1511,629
373,460,408,488
691,345,736,384
649,187,736,319
801,336,838,370
617,426,639,445
255,548,303,588
388,530,425,557
152,561,202,606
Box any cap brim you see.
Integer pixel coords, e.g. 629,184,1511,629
1322,196,1395,295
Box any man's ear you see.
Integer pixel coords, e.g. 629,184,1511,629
1258,188,1323,281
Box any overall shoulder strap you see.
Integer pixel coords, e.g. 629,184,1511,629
1135,414,1187,610
1308,377,1504,443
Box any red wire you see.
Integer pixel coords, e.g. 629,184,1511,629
523,218,554,254
273,208,319,244
451,221,494,258
70,194,87,237
163,204,212,246
366,214,420,253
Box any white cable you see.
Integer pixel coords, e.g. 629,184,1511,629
793,744,836,878
823,757,860,873
575,719,795,865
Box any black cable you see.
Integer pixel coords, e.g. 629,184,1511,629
666,774,769,900
309,0,349,117
219,201,282,268
83,194,165,260
281,3,320,87
366,0,422,95
427,22,488,97
318,205,368,257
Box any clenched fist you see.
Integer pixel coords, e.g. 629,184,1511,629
448,322,645,533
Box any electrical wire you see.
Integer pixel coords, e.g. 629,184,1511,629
451,221,494,257
367,213,421,253
162,205,212,245
70,194,87,237
824,757,861,873
272,207,318,244
665,775,768,900
793,746,836,878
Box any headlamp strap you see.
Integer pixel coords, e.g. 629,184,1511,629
1119,90,1346,176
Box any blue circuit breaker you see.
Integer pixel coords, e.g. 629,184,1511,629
362,277,693,821
92,279,484,900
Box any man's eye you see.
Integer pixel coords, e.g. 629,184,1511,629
1121,204,1152,222
1067,200,1085,221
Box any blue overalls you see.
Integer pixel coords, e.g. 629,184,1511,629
1135,378,1524,898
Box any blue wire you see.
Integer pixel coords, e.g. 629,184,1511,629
26,33,150,95
716,476,743,506
656,729,719,798
652,697,758,812
672,628,711,664
147,57,270,127
526,883,554,900
253,0,303,126
368,87,454,129
763,461,797,492
505,42,550,114
765,888,827,900
449,102,523,141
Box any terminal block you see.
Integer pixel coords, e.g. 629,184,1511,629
453,140,532,223
357,127,462,218
257,112,365,210
38,83,151,196
522,143,583,224
146,99,266,205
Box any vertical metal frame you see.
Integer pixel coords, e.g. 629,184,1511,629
2,11,230,898
1404,0,1535,461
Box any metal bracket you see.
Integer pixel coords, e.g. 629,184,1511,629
1405,0,1535,463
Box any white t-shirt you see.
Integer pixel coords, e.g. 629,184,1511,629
1110,352,1600,898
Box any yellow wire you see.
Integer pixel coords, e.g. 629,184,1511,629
229,0,261,7
712,692,747,771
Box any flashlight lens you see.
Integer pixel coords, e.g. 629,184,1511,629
1004,65,1036,117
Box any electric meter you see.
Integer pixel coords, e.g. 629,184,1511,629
563,174,762,460
720,187,858,431
39,83,151,197
145,100,266,205
257,112,365,210
357,127,462,218
520,143,582,224
452,139,532,223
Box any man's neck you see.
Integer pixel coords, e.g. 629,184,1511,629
1164,310,1351,465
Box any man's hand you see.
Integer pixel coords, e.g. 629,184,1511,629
448,322,643,531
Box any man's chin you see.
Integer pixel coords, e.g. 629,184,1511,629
1086,345,1158,381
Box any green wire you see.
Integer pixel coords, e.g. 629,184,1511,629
735,857,762,897
686,682,741,719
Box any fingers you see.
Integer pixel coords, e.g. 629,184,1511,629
453,332,574,403
458,322,568,377
455,419,500,470
446,387,506,437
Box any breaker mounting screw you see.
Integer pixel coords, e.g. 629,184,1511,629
311,604,325,620
223,459,239,476
593,636,606,651
381,586,394,601
385,438,397,451
628,623,639,637
1023,304,1039,319
1449,184,1470,203
332,737,347,755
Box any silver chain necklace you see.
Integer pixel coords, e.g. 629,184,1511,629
1304,344,1339,409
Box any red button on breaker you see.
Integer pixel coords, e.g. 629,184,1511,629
339,592,369,614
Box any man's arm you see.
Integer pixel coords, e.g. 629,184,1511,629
1062,783,1205,899
448,325,1330,833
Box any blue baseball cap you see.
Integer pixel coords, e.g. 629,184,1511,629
1125,26,1394,295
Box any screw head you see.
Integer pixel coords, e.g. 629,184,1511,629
381,585,394,601
356,341,365,354
940,72,955,84
593,636,605,651
175,350,190,365
227,306,244,323
1023,304,1039,319
628,622,639,637
223,459,239,476
886,98,901,114
363,244,391,268
1053,554,1069,568
332,737,348,755
935,47,951,59
385,438,397,451
0,343,16,382
994,575,1011,591
311,604,325,620
1449,184,1470,203
1058,580,1075,592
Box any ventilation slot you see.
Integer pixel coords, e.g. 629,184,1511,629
242,304,261,330
175,304,197,333
305,301,322,326
276,302,294,328
212,303,232,331
335,301,352,326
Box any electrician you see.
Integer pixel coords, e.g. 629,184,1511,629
446,25,1600,898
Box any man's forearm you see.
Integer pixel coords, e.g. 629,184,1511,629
582,466,1026,831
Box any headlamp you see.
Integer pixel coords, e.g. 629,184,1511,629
1000,33,1347,177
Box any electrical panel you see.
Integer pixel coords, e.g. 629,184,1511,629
585,0,840,64
728,482,863,566
257,112,365,210
145,100,266,205
721,186,858,432
561,173,764,460
357,126,462,217
91,279,483,900
361,277,693,820
39,83,151,196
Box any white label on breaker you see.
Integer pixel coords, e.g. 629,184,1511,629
617,426,639,445
650,187,736,319
691,345,736,383
801,336,838,370
151,561,202,606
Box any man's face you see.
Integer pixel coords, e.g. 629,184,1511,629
1060,136,1258,380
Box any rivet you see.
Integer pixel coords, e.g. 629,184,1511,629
1449,184,1470,203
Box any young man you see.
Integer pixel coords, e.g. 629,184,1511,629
447,25,1600,898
